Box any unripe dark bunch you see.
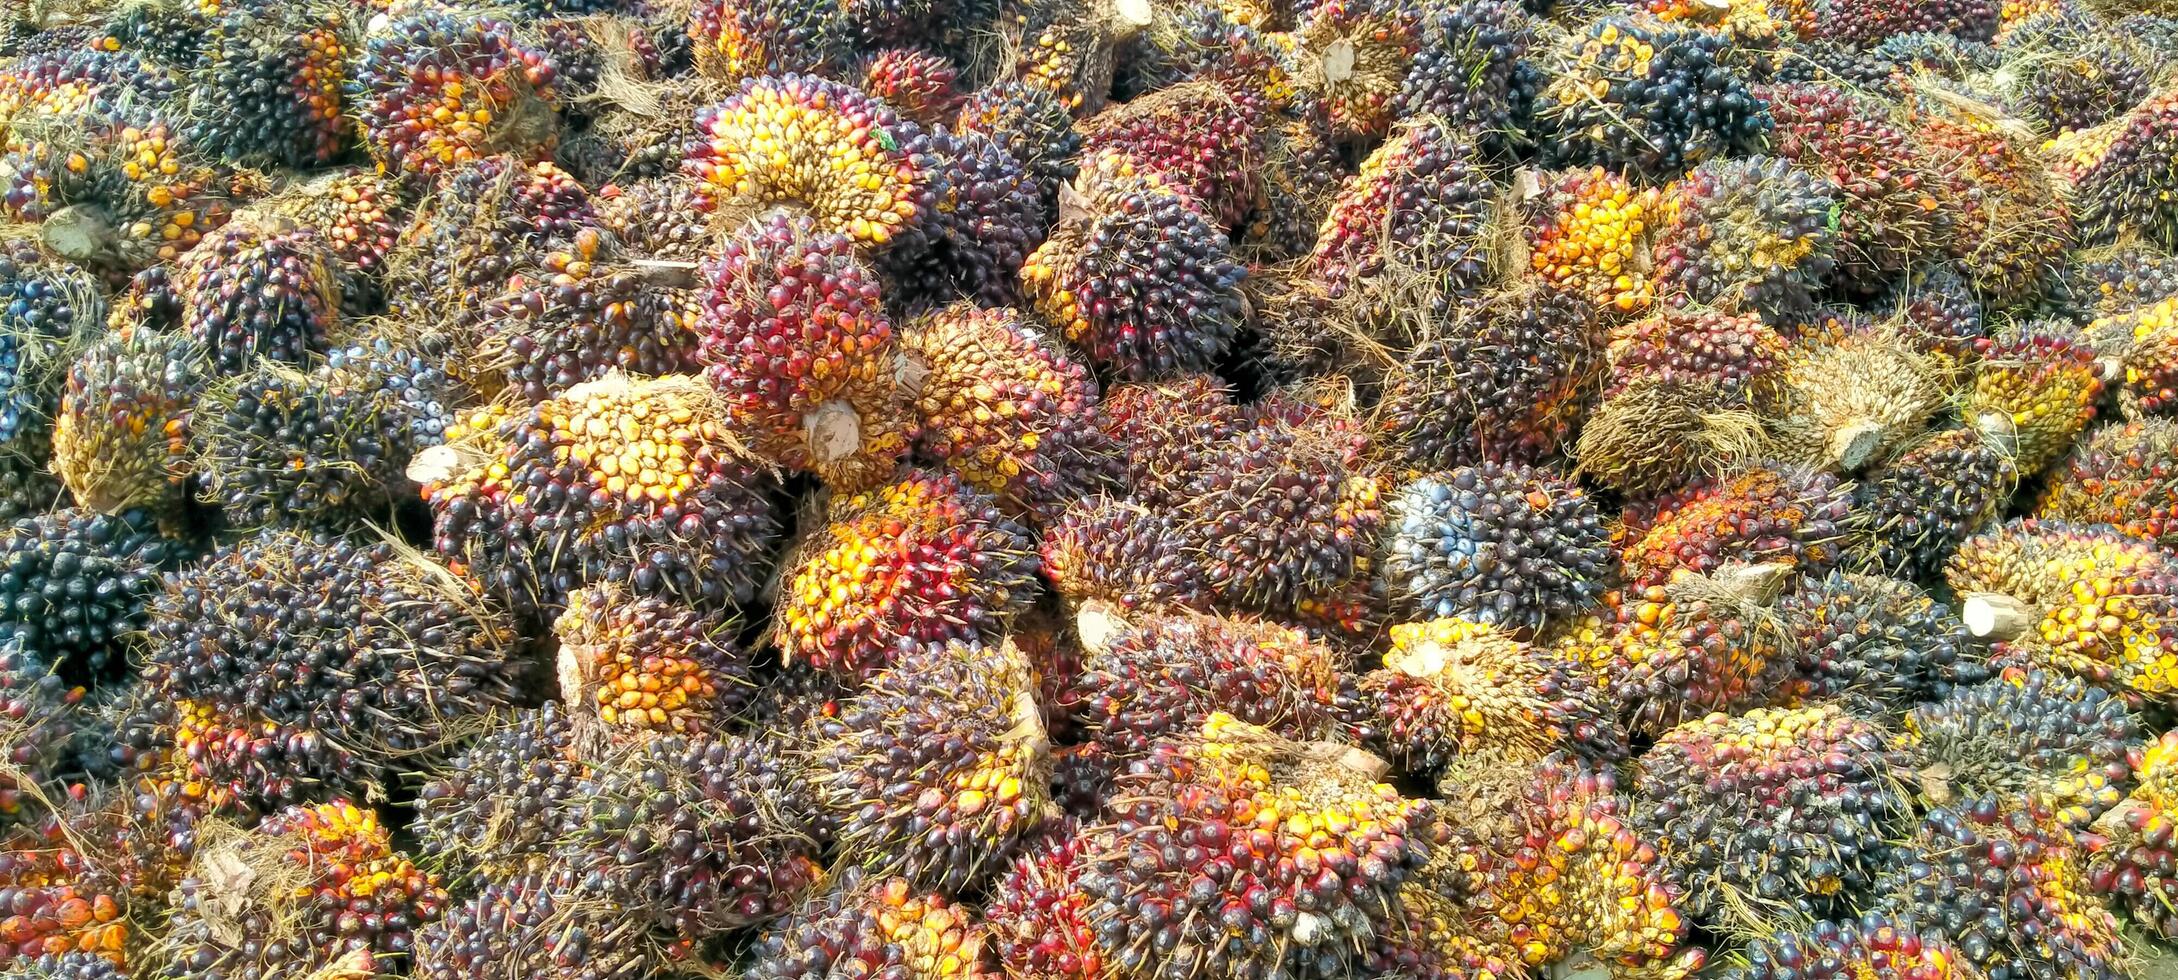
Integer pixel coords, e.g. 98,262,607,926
1775,570,1984,710
1307,119,1495,308
475,235,701,403
1537,15,1769,181
184,5,351,169
412,702,591,874
191,358,418,531
1651,156,1838,324
171,218,341,376
0,243,101,450
1374,281,1600,469
383,157,595,328
1068,609,1345,760
1382,463,1612,629
0,506,190,684
1902,668,2138,827
1394,0,1536,146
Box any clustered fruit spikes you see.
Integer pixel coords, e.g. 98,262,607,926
1650,155,1839,324
1526,166,1663,317
1725,914,1977,980
171,217,340,376
1775,571,1983,710
353,12,559,178
1947,518,2178,697
412,863,660,980
1067,610,1345,760
1537,15,1770,180
475,239,703,404
1372,280,1600,470
1380,463,1613,629
1902,668,2136,827
1345,618,1620,772
413,702,590,873
2087,730,2178,939
553,585,754,735
1848,426,2018,578
2091,294,2178,418
183,5,350,169
812,640,1053,893
1293,0,1424,142
0,506,189,683
1394,0,1536,148
1080,81,1263,232
1599,562,1795,733
743,866,998,980
1771,323,1948,474
190,358,417,531
774,471,1037,681
1306,118,1496,309
2039,420,2178,546
1758,81,1947,284
1965,325,2104,475
1615,462,1853,590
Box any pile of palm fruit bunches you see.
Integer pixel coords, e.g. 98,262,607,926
9,0,2178,978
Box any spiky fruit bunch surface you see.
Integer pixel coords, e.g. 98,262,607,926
254,169,406,281
1080,81,1261,231
1904,669,2136,827
1600,563,1792,734
474,242,701,404
4,952,128,979
353,12,558,177
554,585,751,735
1527,167,1662,316
1041,497,1205,614
1078,713,1433,980
1946,519,2178,696
1635,705,1910,929
420,374,780,614
984,822,1098,979
412,702,588,873
382,157,595,326
1381,463,1610,629
1914,115,2075,306
142,532,521,805
1374,281,1599,470
2042,244,2178,324
1348,619,1619,772
0,827,132,969
812,641,1051,893
1291,0,1422,141
412,863,659,980
1394,0,1536,144
744,866,998,980
688,0,842,84
898,305,1104,523
0,243,99,444
1876,800,2128,980
184,5,349,169
163,801,444,980
0,108,245,278
883,128,1048,311
696,209,909,492
859,49,961,126
1850,427,2017,578
1445,753,1704,978
1606,306,1787,395
563,731,819,936
1772,324,1947,473
1966,327,2103,475
1022,151,1245,381
775,471,1036,681
2038,420,2178,546
1307,118,1494,306
2053,90,2178,251
1651,156,1837,323
1070,610,1343,759
687,74,934,251
2087,730,2178,939
171,218,339,376
1574,374,1770,497
191,359,416,530
1776,571,1981,709
1617,463,1853,590
1758,82,1945,284
0,644,93,826
1786,0,1998,46
1726,914,1976,980
2092,294,2178,418
0,506,186,683
953,80,1081,198
1537,15,1769,180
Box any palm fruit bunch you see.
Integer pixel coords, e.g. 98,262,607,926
695,209,912,491
687,74,935,252
1650,156,1838,324
742,866,997,980
687,0,843,84
1596,562,1792,734
1005,0,1153,115
810,640,1051,892
1535,14,1769,180
1902,669,2137,827
1021,150,1247,380
1305,118,1495,311
1371,280,1598,470
418,373,781,615
1782,0,1999,46
560,731,819,937
2086,730,2178,938
983,821,1099,978
1525,167,1663,318
0,108,249,281
1394,0,1536,149
168,216,340,376
412,863,662,980
5,953,129,979
0,826,132,969
1041,497,1206,617
474,239,700,405
2039,420,2178,546
953,80,1081,202
897,305,1106,523
1291,0,1424,142
1615,462,1853,590
1757,81,1947,285
382,157,594,328
353,11,559,178
1078,81,1261,232
1634,704,1911,930
1776,571,1982,709
1965,325,2103,475
1345,619,1620,773
189,358,418,530
412,702,589,873
0,643,95,826
2052,89,2178,250
880,127,1048,311
1914,113,2076,307
1726,914,1976,980
2042,243,2178,324
775,473,1036,682
859,49,963,126
0,507,188,683
1380,463,1611,629
1875,799,2129,980
161,800,443,980
235,168,407,295
1947,519,2178,697
1574,313,1779,496
2088,294,2178,417
1067,610,1344,760
1442,753,1705,978
141,531,522,805
1848,426,2018,578
1074,713,1433,980
1769,323,1947,473
181,4,351,169
553,585,753,735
